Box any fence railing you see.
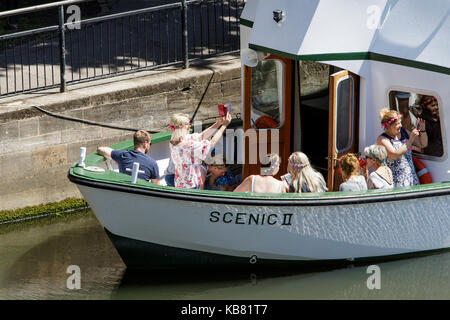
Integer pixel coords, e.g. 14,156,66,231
0,0,244,97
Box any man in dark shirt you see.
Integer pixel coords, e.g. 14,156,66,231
419,96,444,157
97,130,161,184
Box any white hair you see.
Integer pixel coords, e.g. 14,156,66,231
260,153,280,176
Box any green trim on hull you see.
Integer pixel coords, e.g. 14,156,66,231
70,172,450,206
68,131,450,204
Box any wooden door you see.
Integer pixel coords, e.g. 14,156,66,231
242,56,292,179
327,70,360,191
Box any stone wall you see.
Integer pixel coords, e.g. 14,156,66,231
0,57,242,210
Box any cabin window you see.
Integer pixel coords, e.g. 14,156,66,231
335,76,354,153
389,90,444,158
250,59,283,129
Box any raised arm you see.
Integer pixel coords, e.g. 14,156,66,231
201,118,224,140
209,113,231,147
377,136,406,160
377,131,418,160
414,118,428,150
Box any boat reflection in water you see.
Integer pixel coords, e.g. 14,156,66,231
114,252,450,300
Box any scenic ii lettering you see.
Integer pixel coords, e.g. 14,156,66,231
181,304,268,317
209,211,293,226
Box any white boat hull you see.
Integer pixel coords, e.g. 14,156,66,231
77,184,450,268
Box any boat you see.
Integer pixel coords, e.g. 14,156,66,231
69,0,450,270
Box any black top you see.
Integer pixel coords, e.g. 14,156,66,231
423,117,443,157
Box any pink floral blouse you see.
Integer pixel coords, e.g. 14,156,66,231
170,133,211,189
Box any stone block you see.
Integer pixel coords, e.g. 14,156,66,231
3,132,61,154
202,83,224,101
0,150,34,180
38,114,66,135
84,104,127,124
19,118,39,139
61,126,102,144
62,109,85,130
0,121,19,141
101,126,131,139
221,78,242,97
127,96,168,118
33,144,68,171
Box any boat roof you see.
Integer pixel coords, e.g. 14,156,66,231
243,0,450,74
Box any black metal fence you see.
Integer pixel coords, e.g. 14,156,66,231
0,0,244,97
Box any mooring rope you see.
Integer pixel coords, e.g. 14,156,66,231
189,65,216,124
33,65,216,134
32,105,160,134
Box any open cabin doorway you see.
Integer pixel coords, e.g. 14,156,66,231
297,61,333,182
296,61,360,191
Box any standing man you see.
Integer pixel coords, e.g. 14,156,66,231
97,130,161,184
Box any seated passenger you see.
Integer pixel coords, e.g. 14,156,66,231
363,145,393,190
339,153,368,192
204,156,237,191
97,130,161,184
284,151,327,193
164,157,175,187
233,153,288,193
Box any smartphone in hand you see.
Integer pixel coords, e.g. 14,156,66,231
218,104,226,117
218,104,231,117
281,173,292,186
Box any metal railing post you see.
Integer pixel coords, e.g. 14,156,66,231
181,0,189,69
58,5,67,92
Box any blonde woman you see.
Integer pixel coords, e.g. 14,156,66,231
233,153,288,193
286,152,327,193
363,145,393,190
169,112,231,189
339,153,368,192
377,109,419,187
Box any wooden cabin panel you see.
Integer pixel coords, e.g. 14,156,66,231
327,70,360,191
242,56,292,180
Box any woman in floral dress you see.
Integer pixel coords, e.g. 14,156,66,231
377,109,419,187
169,112,231,189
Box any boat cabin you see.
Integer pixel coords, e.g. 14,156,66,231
238,0,449,191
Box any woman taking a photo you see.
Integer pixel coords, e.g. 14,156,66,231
169,112,231,189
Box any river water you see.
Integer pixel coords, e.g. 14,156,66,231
0,210,449,300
